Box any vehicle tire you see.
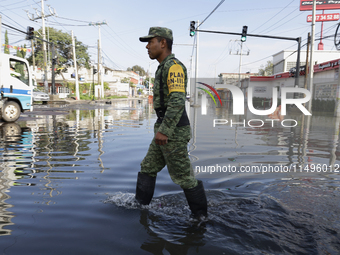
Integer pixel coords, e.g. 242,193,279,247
1,122,21,142
2,101,21,122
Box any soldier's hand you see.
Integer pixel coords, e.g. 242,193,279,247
155,132,168,145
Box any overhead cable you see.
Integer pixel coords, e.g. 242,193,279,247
197,0,225,28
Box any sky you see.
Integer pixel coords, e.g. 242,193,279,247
1,0,339,78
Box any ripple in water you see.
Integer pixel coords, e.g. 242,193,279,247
106,186,340,254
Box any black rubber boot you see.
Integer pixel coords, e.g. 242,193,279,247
135,172,156,205
184,180,207,218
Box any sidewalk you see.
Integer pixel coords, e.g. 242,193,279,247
47,96,147,105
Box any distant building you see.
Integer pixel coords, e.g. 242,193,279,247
218,72,257,86
34,65,140,98
216,50,340,103
273,50,340,74
248,57,340,101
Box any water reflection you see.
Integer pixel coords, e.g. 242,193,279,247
0,99,151,238
0,123,32,236
139,211,206,254
191,97,340,179
0,98,338,254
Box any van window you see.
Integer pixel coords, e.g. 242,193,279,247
9,58,29,86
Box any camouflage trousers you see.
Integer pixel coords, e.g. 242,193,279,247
140,123,198,189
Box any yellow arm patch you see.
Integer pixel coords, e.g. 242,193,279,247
167,63,185,93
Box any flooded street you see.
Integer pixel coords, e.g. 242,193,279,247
0,98,339,254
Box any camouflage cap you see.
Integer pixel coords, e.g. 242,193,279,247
139,27,173,42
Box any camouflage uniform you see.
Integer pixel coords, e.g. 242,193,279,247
137,27,207,218
140,54,198,190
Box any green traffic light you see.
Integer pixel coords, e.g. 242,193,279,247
190,31,195,37
241,36,246,42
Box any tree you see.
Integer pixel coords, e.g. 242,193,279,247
258,60,273,76
14,45,28,77
4,30,10,54
27,27,91,73
144,77,155,89
127,65,146,76
121,77,130,83
16,44,27,59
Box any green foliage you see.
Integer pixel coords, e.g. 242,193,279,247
106,95,128,99
28,27,90,73
144,77,155,88
66,82,93,94
79,94,93,100
15,46,28,78
312,99,335,112
127,65,146,76
121,77,130,83
4,30,10,54
104,81,110,91
16,45,27,59
258,61,273,76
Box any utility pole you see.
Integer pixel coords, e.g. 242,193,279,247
0,15,2,53
72,30,80,100
31,39,35,71
188,55,193,98
98,37,100,91
41,1,48,93
51,43,56,95
26,2,56,93
0,15,2,89
229,40,250,86
308,0,316,113
238,42,243,87
194,20,199,106
304,33,310,90
89,21,107,99
148,62,151,96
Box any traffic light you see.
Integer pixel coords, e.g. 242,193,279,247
241,26,248,42
93,68,98,75
190,21,196,37
26,26,34,40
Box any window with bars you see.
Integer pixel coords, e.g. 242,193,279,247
58,87,70,93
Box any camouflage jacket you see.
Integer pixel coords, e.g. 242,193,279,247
153,54,188,137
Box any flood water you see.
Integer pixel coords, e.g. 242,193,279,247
0,98,339,254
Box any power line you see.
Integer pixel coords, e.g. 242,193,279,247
240,20,338,69
260,11,304,35
218,6,296,13
102,49,125,70
197,0,225,28
105,25,145,60
0,0,27,8
210,40,231,66
55,16,91,24
102,26,147,63
252,0,295,33
0,11,26,30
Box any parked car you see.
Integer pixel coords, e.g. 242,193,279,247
33,88,49,103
